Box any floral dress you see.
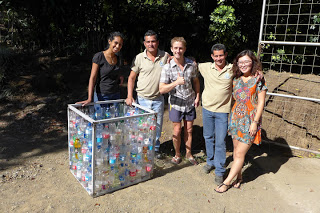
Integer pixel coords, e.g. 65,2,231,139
228,77,267,145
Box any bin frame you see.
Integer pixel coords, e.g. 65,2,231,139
67,99,157,197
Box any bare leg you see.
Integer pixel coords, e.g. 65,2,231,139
215,139,251,192
231,139,243,188
184,120,194,158
172,122,182,158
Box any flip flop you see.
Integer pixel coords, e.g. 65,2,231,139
188,157,199,165
171,156,182,164
214,183,231,193
232,178,243,189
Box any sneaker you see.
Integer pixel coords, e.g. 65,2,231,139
203,164,215,174
215,175,224,185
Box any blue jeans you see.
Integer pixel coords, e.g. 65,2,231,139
202,107,228,177
137,95,164,152
95,92,120,102
94,92,120,108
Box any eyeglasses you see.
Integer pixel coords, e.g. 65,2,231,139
237,60,252,66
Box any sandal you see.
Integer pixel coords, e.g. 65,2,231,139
171,156,182,164
232,178,243,189
188,157,199,165
214,183,231,193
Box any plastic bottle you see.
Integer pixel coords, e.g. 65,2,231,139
85,171,93,192
109,123,116,137
143,138,149,154
113,171,120,187
95,106,102,120
88,106,95,119
85,123,93,143
119,144,127,164
105,106,111,118
95,170,102,191
102,125,110,142
88,140,93,153
130,140,138,160
129,163,137,182
81,142,88,156
103,146,110,165
134,107,140,115
114,104,119,117
101,170,109,190
109,150,116,170
95,147,103,168
83,149,92,166
76,161,83,180
71,153,78,174
77,151,83,164
81,170,88,187
74,138,81,150
110,104,115,118
119,175,125,186
96,123,103,149
149,118,156,141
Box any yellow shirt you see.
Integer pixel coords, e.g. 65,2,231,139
198,62,233,113
131,49,168,100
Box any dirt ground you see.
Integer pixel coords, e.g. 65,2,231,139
0,58,320,212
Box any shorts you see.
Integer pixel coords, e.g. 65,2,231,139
169,106,196,122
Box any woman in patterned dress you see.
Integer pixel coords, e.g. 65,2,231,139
215,50,267,193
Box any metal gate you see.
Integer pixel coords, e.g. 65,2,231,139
257,0,320,156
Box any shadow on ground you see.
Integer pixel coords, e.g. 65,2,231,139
0,55,94,170
227,129,293,184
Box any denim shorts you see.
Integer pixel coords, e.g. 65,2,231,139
169,106,196,122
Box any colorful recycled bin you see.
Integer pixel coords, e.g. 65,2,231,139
67,99,157,197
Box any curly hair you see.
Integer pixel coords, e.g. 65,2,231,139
232,50,262,78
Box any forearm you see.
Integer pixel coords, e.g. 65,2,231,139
86,63,99,102
87,78,95,101
254,91,266,122
127,72,136,98
159,82,179,94
193,78,200,99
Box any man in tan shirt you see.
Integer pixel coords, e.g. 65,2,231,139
126,30,169,158
198,44,233,185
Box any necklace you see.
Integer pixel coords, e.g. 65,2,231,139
105,54,116,65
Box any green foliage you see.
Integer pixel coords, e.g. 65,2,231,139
309,12,320,42
209,5,237,37
0,0,263,62
312,13,320,24
270,48,305,67
208,4,242,55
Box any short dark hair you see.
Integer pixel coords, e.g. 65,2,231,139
144,30,158,41
211,43,226,54
108,31,124,41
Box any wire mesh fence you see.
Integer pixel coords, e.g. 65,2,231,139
258,0,320,156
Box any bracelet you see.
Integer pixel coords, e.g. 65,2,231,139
252,120,259,124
